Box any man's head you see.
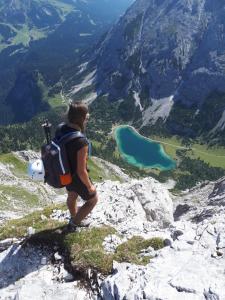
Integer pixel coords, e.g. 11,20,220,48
67,101,89,132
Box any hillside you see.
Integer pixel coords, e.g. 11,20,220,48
0,150,129,223
0,171,225,298
0,0,133,125
67,0,225,140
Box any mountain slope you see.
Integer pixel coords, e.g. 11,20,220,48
68,0,225,138
0,0,133,125
0,150,129,223
1,172,225,298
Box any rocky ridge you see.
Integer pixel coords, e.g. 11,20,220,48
0,151,65,224
1,172,225,299
0,150,130,224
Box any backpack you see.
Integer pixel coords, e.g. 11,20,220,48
41,130,86,188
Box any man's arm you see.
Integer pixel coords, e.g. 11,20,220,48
77,145,95,192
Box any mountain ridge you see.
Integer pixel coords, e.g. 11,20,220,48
67,0,225,138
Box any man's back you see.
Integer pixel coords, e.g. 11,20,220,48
55,123,88,175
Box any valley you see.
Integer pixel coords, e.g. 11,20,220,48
1,1,225,299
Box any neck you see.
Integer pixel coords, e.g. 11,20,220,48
68,122,81,131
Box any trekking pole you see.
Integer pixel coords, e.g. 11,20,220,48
41,119,52,144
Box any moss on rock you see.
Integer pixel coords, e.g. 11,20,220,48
65,227,116,274
0,203,67,241
0,207,165,277
114,236,164,265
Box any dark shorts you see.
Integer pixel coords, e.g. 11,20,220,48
66,174,96,201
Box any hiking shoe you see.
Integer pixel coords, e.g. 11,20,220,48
67,218,78,232
68,217,91,229
78,219,91,228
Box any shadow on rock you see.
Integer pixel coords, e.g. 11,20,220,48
0,225,72,289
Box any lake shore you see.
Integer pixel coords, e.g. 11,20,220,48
114,125,176,171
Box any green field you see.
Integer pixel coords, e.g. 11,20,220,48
11,25,47,46
0,153,27,176
88,157,122,182
149,135,225,169
0,185,39,211
48,94,66,108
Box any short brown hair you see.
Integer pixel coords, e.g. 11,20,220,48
67,101,88,132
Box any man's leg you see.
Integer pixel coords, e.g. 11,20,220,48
73,193,98,225
67,191,78,219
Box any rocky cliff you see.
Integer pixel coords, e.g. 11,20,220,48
1,165,225,299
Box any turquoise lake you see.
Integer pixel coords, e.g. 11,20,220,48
114,126,176,171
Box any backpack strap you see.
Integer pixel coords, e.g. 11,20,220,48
55,131,91,158
57,131,85,144
63,132,92,157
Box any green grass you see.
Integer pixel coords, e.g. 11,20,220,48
35,227,164,275
65,230,164,274
114,236,164,265
0,153,27,176
0,206,165,275
0,185,40,211
0,22,43,48
149,135,184,159
11,25,31,46
48,94,66,108
149,135,225,169
0,43,7,52
47,0,74,18
91,140,101,149
64,226,116,274
88,158,105,182
88,157,122,182
0,203,67,241
190,144,225,168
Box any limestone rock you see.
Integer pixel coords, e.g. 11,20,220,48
0,243,92,300
101,177,225,299
2,170,225,299
89,178,173,236
103,234,127,254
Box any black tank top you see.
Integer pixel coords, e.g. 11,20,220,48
55,123,89,175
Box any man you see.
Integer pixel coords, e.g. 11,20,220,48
56,102,98,230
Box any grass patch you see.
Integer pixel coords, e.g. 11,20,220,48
34,226,164,275
11,24,31,46
88,158,106,182
0,205,165,276
88,157,122,182
0,203,67,241
64,227,116,274
114,236,164,265
149,135,183,159
0,153,27,176
190,144,225,168
149,135,225,169
49,0,74,18
48,94,66,108
0,185,39,211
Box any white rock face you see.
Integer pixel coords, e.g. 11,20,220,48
101,177,225,300
2,167,225,299
0,162,174,299
0,243,92,300
89,178,173,236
